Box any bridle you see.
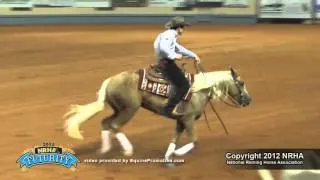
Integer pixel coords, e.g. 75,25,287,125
209,87,240,108
193,62,245,136
217,75,245,108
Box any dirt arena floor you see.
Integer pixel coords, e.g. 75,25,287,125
0,24,319,180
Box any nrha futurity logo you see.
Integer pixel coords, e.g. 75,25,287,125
16,142,80,171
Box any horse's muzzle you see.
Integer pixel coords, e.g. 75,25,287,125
240,95,252,107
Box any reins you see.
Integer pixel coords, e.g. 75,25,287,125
220,95,241,108
193,62,229,136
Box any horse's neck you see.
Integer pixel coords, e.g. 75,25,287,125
191,71,232,93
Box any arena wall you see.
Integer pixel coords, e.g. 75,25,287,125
0,0,317,25
0,0,257,25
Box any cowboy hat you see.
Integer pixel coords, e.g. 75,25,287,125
164,16,191,29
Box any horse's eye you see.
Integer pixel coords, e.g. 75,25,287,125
238,80,244,86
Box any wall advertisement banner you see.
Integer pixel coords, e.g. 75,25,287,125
0,0,110,8
175,0,249,8
259,0,312,19
73,0,111,7
224,0,249,7
0,0,33,7
147,0,184,7
31,0,73,7
111,0,148,7
186,0,224,8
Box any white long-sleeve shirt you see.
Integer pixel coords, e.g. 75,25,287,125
153,29,197,62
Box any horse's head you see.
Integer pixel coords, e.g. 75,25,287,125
225,67,252,107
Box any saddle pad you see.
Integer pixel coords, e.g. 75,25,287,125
138,68,194,101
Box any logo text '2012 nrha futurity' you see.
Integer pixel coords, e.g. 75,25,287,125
16,142,80,171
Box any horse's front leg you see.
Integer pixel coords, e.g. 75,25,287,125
164,119,185,168
174,115,197,156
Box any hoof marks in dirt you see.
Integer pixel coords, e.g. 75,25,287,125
14,132,32,138
104,177,115,180
55,128,65,132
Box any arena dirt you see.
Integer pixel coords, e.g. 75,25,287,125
0,24,319,180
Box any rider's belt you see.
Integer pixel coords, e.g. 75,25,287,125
158,58,173,69
160,58,174,64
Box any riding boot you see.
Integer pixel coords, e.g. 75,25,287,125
161,86,182,117
161,104,176,118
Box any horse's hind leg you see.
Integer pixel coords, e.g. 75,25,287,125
99,103,118,154
100,95,141,156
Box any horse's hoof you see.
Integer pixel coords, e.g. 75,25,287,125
123,150,133,157
165,162,175,168
99,147,111,154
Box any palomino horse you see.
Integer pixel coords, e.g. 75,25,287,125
63,64,251,167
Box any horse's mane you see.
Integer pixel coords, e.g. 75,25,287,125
191,71,233,93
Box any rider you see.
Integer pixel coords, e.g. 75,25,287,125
153,16,201,117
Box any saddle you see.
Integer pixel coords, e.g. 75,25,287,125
145,64,167,84
138,64,194,102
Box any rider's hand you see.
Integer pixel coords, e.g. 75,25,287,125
194,55,201,64
176,54,183,60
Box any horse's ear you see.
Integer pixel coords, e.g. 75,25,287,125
229,66,238,78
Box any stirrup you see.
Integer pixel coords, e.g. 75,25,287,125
160,109,174,118
172,101,189,116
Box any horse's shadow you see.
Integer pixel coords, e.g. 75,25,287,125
73,139,122,158
72,130,171,167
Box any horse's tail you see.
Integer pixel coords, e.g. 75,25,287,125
63,78,111,140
